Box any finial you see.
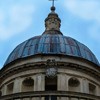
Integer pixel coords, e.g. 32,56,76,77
49,0,57,11
44,0,61,32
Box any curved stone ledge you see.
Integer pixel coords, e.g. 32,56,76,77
0,91,100,100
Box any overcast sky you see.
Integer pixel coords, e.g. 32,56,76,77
0,0,100,68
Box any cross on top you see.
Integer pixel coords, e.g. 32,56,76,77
49,0,57,7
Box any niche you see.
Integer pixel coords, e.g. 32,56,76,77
89,83,96,95
68,77,80,92
22,77,34,92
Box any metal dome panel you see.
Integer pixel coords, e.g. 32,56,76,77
4,33,99,66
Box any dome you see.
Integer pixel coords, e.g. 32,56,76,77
4,6,99,66
4,30,99,66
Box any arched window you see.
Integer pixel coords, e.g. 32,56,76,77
68,77,80,92
22,77,34,92
6,82,14,95
89,83,96,95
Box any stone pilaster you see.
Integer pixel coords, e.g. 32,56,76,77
3,85,7,95
34,74,45,91
13,78,22,93
83,79,89,93
58,74,69,91
96,85,100,96
80,78,84,93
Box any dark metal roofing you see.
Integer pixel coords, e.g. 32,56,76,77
4,31,99,66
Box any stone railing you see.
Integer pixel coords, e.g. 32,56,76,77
0,91,100,100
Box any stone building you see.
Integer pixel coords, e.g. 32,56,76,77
0,3,100,100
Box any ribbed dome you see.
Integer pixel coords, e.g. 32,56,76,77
4,30,99,66
4,6,99,66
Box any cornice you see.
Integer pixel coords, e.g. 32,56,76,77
0,91,100,100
